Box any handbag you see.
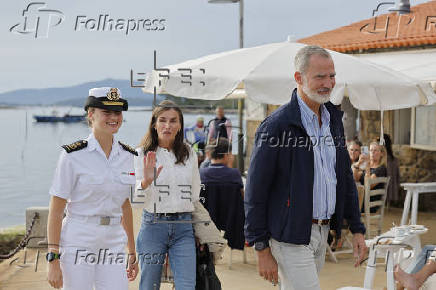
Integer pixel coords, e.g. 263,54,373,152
196,244,222,290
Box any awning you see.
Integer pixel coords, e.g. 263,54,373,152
356,48,436,86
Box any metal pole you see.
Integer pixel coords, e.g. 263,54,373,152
238,98,244,174
237,0,244,174
208,0,245,174
239,0,244,49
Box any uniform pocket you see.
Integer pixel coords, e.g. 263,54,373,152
75,174,105,203
78,174,104,185
113,173,135,205
117,174,136,185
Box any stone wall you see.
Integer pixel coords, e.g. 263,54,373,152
393,145,436,183
392,145,436,211
359,110,395,143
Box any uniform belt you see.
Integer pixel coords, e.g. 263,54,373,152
67,213,122,225
312,219,330,225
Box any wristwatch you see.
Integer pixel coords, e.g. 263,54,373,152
46,252,61,262
254,240,269,251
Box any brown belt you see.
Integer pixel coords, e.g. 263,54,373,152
312,219,330,225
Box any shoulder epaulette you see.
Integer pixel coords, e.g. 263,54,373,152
62,140,88,153
119,141,138,156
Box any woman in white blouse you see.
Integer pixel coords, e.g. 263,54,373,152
134,100,200,290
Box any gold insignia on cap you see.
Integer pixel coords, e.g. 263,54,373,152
107,88,120,101
102,101,123,106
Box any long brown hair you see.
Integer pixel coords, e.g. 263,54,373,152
138,100,190,164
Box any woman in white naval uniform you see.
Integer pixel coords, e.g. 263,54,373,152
46,87,139,289
134,100,201,290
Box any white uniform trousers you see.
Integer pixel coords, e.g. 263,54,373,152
270,224,330,290
60,252,127,290
59,218,128,290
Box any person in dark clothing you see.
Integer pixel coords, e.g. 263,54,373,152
207,107,232,142
358,141,387,188
358,141,388,213
348,139,362,164
200,140,243,190
244,45,366,289
349,139,370,182
200,138,245,250
380,134,401,206
199,143,214,169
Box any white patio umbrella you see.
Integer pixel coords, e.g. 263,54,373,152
143,41,436,110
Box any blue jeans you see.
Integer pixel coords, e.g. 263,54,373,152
406,245,436,274
136,210,196,290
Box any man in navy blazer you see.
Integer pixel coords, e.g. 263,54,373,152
244,45,366,289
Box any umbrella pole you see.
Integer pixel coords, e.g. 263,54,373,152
238,98,244,174
238,0,244,174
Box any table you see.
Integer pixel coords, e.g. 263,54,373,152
400,182,436,225
363,226,428,290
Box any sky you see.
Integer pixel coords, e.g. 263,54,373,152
0,0,431,94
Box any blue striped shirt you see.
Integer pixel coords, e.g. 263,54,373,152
297,94,337,219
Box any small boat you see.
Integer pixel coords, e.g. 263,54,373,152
34,108,86,123
33,114,86,123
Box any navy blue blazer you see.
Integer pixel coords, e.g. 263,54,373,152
244,89,365,245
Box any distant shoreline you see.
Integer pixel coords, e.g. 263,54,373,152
0,105,238,114
0,105,16,109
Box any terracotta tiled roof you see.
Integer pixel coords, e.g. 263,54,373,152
298,1,436,53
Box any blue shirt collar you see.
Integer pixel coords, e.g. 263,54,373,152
296,92,330,127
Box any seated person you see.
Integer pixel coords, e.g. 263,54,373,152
200,137,245,250
200,137,243,197
348,140,369,183
356,141,387,212
359,141,387,188
348,139,362,165
395,245,436,290
200,142,214,169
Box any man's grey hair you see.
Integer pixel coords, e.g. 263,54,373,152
347,140,362,149
294,45,332,74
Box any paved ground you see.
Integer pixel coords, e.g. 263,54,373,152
1,207,435,290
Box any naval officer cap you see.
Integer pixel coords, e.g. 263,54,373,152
84,87,128,112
